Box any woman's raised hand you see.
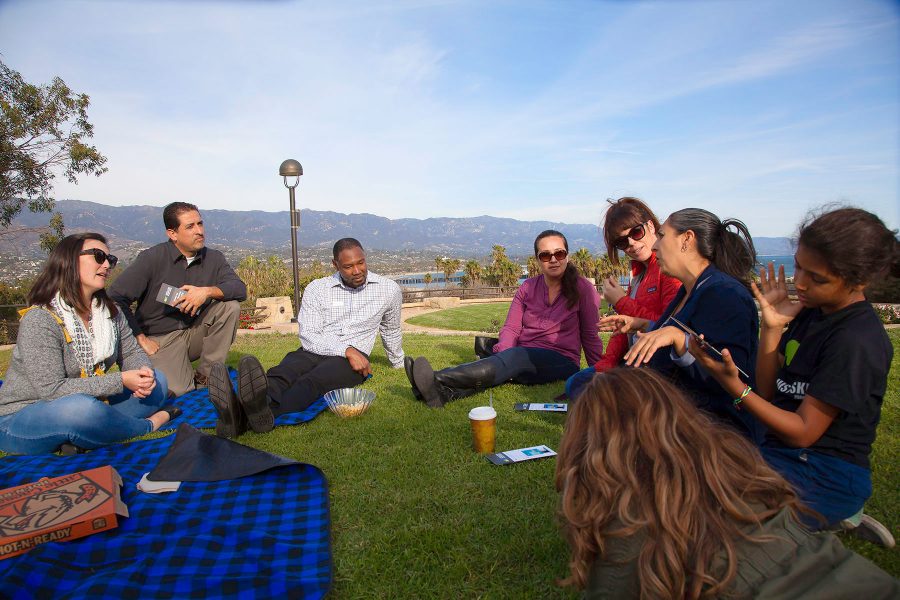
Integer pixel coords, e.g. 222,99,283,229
598,314,644,334
601,276,626,305
623,326,681,366
752,262,801,330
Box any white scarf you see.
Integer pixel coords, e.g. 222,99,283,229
51,292,117,376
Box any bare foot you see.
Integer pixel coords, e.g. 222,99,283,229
147,411,171,431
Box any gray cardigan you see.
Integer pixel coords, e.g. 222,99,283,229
0,307,151,416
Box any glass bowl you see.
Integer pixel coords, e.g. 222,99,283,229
323,388,375,418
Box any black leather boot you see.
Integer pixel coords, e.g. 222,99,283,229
412,356,496,408
404,356,423,401
474,336,499,359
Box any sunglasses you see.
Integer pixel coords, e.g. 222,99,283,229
612,222,647,251
80,248,118,269
538,249,568,263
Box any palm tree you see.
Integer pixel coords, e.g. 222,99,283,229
594,254,613,280
485,245,520,290
441,258,461,287
571,248,594,278
423,272,432,288
463,259,483,287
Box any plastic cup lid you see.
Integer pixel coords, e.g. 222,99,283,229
468,406,497,420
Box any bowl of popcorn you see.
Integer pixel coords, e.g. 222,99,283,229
323,388,375,418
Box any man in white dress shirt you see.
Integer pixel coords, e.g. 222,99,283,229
207,238,405,437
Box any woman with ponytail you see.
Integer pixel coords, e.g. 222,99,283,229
599,208,763,441
407,230,604,408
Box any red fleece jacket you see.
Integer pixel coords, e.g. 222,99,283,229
595,252,681,371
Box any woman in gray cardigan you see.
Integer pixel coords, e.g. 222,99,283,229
0,233,179,454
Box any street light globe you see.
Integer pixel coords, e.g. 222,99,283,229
279,159,303,177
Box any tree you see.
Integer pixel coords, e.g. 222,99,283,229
236,255,293,304
462,259,483,287
1,59,107,248
527,255,540,277
441,258,461,287
423,272,433,287
484,245,520,290
570,248,594,278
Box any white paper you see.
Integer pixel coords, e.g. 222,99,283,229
137,472,182,494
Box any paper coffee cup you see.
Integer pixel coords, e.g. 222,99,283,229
468,406,497,453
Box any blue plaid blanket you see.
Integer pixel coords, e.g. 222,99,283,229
0,435,331,599
160,368,327,430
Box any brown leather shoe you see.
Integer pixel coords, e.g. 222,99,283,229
193,370,209,388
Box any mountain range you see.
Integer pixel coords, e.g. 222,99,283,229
6,199,794,257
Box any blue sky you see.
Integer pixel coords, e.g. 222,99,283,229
1,0,897,236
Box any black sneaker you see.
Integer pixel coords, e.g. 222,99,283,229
208,362,246,438
237,355,274,433
58,443,88,456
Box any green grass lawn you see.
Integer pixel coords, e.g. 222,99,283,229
406,302,512,331
0,320,897,594
406,299,612,332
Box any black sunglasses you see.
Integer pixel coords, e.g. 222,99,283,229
537,249,568,263
80,248,118,269
612,222,647,251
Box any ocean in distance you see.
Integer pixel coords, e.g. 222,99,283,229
394,255,797,289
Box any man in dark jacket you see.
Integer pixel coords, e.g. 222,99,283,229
109,202,246,396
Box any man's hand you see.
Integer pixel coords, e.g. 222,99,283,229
136,333,159,356
122,366,157,398
173,285,212,316
345,346,372,377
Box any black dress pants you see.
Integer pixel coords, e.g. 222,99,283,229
265,348,366,416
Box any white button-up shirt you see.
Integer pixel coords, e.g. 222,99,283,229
298,271,404,368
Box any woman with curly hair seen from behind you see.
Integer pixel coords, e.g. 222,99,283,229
555,367,897,599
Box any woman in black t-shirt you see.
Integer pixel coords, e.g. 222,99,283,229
690,207,897,545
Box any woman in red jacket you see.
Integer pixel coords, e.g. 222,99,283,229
565,197,680,399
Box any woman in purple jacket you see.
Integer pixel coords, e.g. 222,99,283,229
407,230,604,408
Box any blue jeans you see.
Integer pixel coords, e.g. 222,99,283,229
490,347,579,386
0,370,169,455
565,366,596,400
762,445,872,528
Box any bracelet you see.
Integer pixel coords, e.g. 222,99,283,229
734,385,752,409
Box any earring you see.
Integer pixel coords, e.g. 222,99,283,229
681,242,687,252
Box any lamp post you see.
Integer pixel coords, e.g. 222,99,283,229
279,159,303,321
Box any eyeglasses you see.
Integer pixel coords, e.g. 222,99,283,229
612,222,647,251
538,249,568,263
80,248,118,269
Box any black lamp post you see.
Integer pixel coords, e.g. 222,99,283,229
279,159,303,320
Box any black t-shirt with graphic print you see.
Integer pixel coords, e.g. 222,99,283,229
763,302,892,469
